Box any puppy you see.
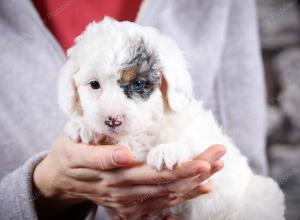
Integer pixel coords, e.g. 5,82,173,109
58,17,285,220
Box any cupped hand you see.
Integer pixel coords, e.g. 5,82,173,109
33,136,225,219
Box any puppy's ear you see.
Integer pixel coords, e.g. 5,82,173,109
158,35,194,112
57,58,81,117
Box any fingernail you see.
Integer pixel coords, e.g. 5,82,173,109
113,148,132,165
213,161,224,171
214,165,222,171
217,147,226,157
218,150,225,157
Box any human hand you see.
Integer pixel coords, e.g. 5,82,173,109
33,136,225,219
106,144,225,219
33,135,134,217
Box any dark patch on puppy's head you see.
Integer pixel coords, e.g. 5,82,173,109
118,40,161,100
118,65,139,85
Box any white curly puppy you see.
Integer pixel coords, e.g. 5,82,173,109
58,17,285,220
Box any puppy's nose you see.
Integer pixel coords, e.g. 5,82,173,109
105,115,123,129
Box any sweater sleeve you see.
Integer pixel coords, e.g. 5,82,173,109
0,152,96,220
0,152,47,220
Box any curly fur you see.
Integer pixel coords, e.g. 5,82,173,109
58,17,285,220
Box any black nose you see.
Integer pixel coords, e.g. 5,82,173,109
105,116,122,129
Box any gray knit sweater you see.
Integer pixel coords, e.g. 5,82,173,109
0,0,266,219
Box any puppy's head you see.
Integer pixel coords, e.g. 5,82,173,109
58,17,194,138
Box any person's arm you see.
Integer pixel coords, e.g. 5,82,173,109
0,152,47,220
0,151,97,220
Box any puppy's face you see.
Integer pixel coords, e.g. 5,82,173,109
58,18,194,139
74,40,163,138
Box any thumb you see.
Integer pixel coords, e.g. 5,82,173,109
73,142,133,170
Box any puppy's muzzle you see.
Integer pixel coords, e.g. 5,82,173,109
105,115,123,129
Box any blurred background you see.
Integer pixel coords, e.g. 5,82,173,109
257,0,300,219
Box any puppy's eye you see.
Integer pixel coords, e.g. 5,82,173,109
131,80,145,91
89,81,101,89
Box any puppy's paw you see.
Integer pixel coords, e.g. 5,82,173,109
147,143,193,170
64,118,94,144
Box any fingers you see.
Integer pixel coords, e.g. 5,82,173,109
103,184,171,206
103,194,173,220
211,159,224,174
160,158,224,206
112,160,210,186
164,158,224,208
195,144,226,166
172,159,210,179
102,168,215,207
156,182,212,212
61,136,133,170
165,172,209,195
101,181,212,219
109,147,223,187
66,167,103,181
130,195,175,218
177,181,212,202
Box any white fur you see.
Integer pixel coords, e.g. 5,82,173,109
58,17,285,220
